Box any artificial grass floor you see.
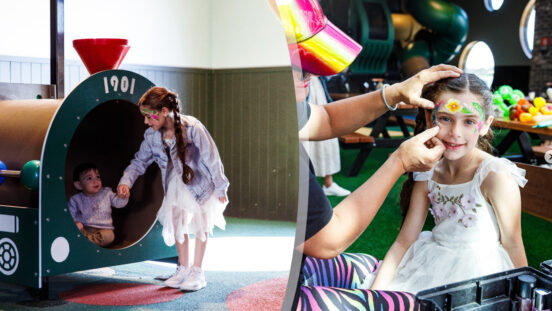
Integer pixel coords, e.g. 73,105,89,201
320,129,552,268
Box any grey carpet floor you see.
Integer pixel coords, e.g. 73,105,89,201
0,217,296,311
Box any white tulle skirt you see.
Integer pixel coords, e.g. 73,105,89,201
386,231,514,294
157,171,227,246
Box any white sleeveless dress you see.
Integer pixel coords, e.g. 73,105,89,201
156,138,227,246
386,157,527,294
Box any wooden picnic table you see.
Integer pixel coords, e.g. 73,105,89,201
492,119,552,165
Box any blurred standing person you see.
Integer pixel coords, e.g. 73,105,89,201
301,75,351,197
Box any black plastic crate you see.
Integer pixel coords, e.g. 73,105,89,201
541,259,552,276
416,266,552,310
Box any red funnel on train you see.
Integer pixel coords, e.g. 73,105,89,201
73,38,130,74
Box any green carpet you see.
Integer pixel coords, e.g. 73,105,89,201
320,130,552,268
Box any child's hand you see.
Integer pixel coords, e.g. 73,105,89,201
117,184,130,198
75,221,84,231
218,197,227,203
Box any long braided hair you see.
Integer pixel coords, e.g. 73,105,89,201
399,73,494,222
139,87,194,184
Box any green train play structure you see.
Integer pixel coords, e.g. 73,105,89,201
0,41,177,290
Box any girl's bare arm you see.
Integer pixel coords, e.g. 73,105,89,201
482,169,528,267
371,181,430,289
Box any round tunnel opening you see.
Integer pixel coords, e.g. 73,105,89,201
64,100,164,250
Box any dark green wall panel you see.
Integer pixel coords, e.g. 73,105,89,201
176,69,213,126
211,68,298,221
177,67,298,221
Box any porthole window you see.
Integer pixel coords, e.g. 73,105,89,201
484,0,504,12
520,0,536,59
458,41,495,88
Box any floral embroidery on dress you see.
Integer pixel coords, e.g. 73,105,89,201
428,185,482,228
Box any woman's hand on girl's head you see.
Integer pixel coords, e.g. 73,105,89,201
117,184,130,199
390,64,463,109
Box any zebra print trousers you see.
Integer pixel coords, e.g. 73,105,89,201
297,253,419,311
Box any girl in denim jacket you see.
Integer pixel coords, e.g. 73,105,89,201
117,87,229,291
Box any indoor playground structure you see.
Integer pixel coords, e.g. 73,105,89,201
0,39,177,290
322,0,468,77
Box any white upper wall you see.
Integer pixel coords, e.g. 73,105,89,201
210,0,290,68
65,0,212,68
0,0,289,69
0,0,212,68
0,1,51,59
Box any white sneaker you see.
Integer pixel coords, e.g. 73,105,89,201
155,264,182,281
179,266,206,291
323,182,351,196
164,265,190,288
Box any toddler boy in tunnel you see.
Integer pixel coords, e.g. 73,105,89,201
68,163,129,247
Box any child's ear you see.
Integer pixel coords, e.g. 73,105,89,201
74,181,83,191
161,107,170,117
479,115,494,136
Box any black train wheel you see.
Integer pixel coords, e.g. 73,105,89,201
0,238,19,275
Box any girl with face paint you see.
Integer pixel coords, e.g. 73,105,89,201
117,87,229,292
370,74,529,294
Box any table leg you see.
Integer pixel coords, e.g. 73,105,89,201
495,130,521,156
395,116,412,138
370,114,389,138
347,145,374,177
518,132,538,165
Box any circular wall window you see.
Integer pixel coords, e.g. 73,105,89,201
458,41,495,88
520,0,536,59
484,0,504,12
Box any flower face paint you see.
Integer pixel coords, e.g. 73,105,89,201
445,99,462,114
433,92,488,161
140,107,166,132
140,108,159,120
471,102,485,133
471,102,485,120
437,98,485,133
